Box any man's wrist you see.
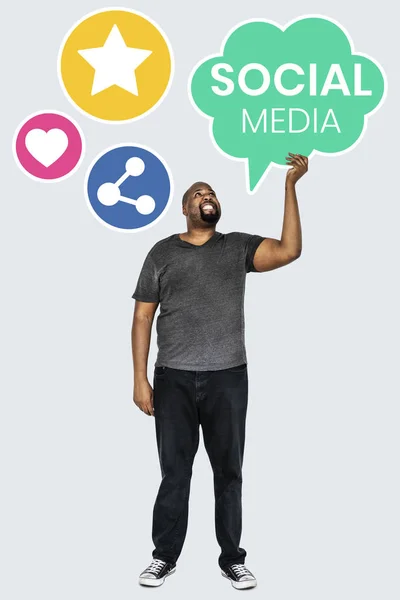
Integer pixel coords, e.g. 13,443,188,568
134,369,148,384
285,178,296,190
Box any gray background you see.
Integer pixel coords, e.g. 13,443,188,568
1,0,399,598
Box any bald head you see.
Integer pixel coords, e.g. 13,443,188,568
181,181,221,226
182,181,212,206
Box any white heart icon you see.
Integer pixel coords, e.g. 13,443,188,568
25,128,69,167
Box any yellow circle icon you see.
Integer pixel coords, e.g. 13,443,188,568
58,8,173,123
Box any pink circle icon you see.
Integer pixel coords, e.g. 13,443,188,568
13,110,85,182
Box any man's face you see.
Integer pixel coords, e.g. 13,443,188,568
183,182,221,225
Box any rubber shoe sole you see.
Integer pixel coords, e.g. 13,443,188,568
221,569,257,590
139,566,176,587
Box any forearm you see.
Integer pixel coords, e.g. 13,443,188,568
131,315,152,383
280,180,302,258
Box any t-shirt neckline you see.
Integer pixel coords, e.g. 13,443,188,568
175,231,221,248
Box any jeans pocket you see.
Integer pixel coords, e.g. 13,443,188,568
154,365,168,377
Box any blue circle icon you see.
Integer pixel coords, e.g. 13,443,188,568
85,144,173,231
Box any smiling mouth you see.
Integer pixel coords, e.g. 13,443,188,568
201,202,216,211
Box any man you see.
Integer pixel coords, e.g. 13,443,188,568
131,153,308,589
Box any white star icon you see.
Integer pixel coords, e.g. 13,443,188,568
78,25,152,96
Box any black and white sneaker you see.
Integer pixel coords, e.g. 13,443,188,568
138,558,176,587
221,563,257,589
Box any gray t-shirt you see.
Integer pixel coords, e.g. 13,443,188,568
132,230,265,371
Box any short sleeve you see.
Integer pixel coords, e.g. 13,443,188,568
239,233,266,273
132,253,160,302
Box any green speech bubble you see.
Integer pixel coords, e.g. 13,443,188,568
189,15,387,194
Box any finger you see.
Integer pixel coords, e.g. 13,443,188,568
295,155,306,168
296,155,308,168
290,157,302,169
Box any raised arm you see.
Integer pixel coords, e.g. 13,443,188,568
132,299,159,416
253,153,308,273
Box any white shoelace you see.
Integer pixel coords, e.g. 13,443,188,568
231,564,252,578
145,559,166,575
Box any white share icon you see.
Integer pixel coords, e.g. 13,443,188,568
96,157,156,214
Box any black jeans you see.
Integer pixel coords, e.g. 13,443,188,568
151,363,248,569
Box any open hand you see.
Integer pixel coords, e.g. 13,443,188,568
285,153,308,185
